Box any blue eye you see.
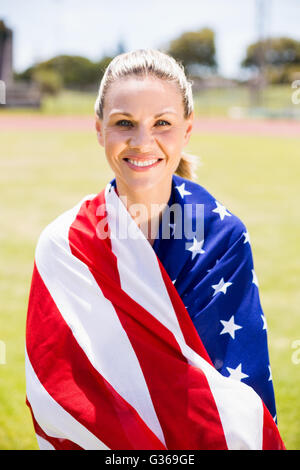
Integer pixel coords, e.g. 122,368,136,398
115,119,171,127
116,119,132,127
156,120,170,126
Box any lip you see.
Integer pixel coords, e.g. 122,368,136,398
123,154,161,161
123,156,163,171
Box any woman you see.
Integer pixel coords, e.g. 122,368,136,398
25,49,285,450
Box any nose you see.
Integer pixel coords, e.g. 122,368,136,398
128,124,155,149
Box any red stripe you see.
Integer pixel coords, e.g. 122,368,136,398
68,191,228,450
158,258,214,364
26,263,166,450
26,397,83,450
262,405,286,450
159,228,287,451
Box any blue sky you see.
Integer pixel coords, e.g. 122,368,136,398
1,0,300,78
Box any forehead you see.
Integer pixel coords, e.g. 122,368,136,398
104,76,183,116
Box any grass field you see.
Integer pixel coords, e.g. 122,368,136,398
0,117,299,449
2,84,299,118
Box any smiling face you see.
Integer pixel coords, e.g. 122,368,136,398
95,75,194,197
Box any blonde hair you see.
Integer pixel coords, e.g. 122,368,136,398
94,48,198,181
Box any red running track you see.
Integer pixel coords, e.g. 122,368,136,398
0,115,299,137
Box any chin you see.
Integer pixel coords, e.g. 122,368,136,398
116,165,173,195
127,177,161,193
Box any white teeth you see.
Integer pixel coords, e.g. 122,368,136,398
127,158,158,167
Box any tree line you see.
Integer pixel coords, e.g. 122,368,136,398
13,27,300,95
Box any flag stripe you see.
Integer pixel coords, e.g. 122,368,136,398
26,398,83,450
26,265,165,450
158,258,213,363
35,197,166,445
25,183,286,450
36,436,56,450
262,405,285,450
106,187,213,366
105,186,266,450
69,189,228,450
158,258,265,449
25,346,108,450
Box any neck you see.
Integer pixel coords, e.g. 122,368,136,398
115,177,173,246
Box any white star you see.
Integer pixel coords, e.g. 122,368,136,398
261,314,267,331
207,259,220,273
172,279,177,284
212,201,232,221
212,277,233,296
268,365,272,382
226,363,249,382
175,183,192,199
252,269,259,287
186,237,205,260
243,231,251,244
220,315,243,339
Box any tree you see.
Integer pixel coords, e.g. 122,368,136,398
167,28,217,76
36,55,99,89
15,54,113,90
96,56,113,77
32,69,62,95
242,36,300,84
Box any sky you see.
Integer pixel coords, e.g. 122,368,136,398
1,0,300,79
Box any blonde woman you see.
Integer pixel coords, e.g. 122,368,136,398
25,49,284,450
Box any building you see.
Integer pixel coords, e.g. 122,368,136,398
0,20,41,108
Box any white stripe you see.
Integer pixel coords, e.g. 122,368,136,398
106,185,263,450
186,349,263,449
106,187,188,344
34,195,166,447
36,435,55,450
25,349,108,450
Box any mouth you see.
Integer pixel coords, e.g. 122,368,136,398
123,157,163,171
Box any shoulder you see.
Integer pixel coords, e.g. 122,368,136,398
172,174,248,246
35,194,96,265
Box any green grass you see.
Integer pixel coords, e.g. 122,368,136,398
193,84,297,117
0,84,297,117
0,124,299,449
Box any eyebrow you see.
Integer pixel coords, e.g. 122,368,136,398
108,109,177,118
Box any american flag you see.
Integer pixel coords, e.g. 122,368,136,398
25,174,285,450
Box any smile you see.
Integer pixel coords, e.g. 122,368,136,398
124,158,162,171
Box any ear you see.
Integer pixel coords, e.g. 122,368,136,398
183,111,194,146
95,115,104,147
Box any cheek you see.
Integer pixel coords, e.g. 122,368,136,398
159,129,184,156
104,130,127,156
104,127,185,157
105,128,126,143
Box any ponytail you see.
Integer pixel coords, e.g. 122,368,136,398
175,152,199,181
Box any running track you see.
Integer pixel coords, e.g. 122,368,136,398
0,115,299,137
